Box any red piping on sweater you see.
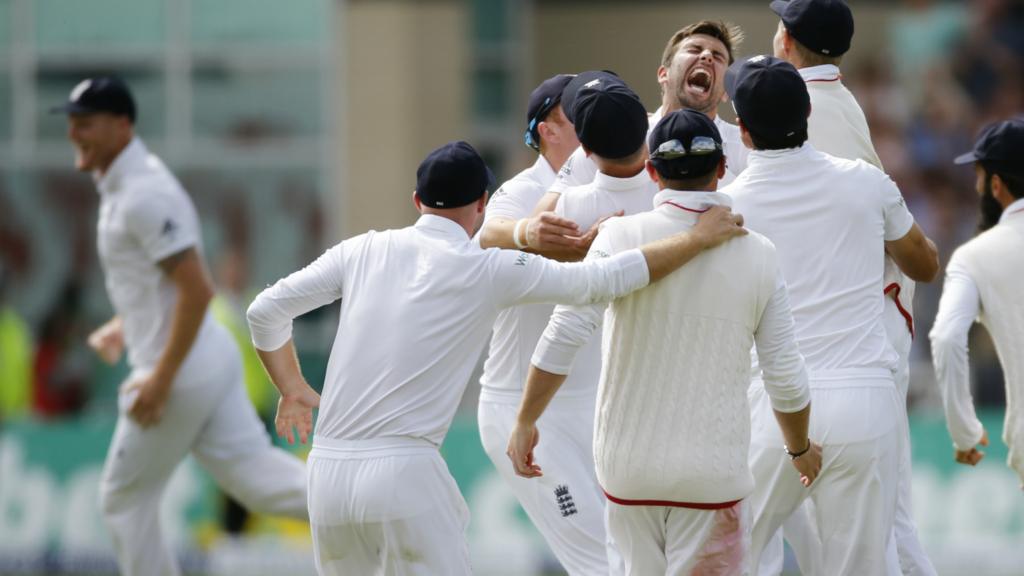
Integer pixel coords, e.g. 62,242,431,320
604,490,741,510
884,282,914,339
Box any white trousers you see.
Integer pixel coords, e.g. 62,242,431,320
307,436,471,576
100,335,308,576
607,500,748,575
759,298,938,576
478,395,615,575
747,373,901,576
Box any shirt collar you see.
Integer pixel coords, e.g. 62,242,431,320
799,64,841,83
532,154,558,186
592,167,653,191
95,137,149,196
415,213,472,239
653,188,732,219
747,142,814,163
1000,197,1024,223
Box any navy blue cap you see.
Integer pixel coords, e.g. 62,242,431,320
573,77,648,160
560,70,620,124
415,141,496,209
725,55,809,142
648,109,724,180
955,117,1024,177
525,74,575,151
50,76,136,122
770,0,854,57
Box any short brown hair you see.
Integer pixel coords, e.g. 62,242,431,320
661,21,745,69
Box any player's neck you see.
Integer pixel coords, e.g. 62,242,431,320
661,97,718,121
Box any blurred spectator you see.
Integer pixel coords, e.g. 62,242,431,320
0,263,33,425
32,280,90,418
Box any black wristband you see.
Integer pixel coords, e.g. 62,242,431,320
785,440,811,460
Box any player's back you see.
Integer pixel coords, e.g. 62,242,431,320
556,169,657,228
316,218,510,445
591,191,779,503
726,144,909,374
806,77,882,170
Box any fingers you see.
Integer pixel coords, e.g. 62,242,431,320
980,429,989,446
954,448,985,466
535,212,579,237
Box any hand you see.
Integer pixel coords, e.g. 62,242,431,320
525,212,582,252
275,383,321,444
88,319,125,365
576,210,625,254
506,422,542,478
124,373,171,428
954,429,988,467
691,206,747,249
790,441,823,487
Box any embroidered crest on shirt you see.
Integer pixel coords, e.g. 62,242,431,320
554,484,577,517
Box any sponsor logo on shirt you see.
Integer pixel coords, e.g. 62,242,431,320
514,252,531,267
492,186,506,200
554,484,577,517
161,218,178,239
559,157,574,179
589,249,610,260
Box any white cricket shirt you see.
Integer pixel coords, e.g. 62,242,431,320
725,144,915,376
801,65,883,170
480,156,602,400
247,214,651,445
931,198,1024,472
549,109,749,194
95,137,223,371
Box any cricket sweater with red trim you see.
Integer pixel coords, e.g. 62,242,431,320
586,190,810,505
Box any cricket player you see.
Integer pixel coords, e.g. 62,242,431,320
546,20,750,204
931,117,1024,490
55,76,308,576
767,1,936,574
476,75,617,574
722,56,940,575
245,140,747,575
509,109,820,574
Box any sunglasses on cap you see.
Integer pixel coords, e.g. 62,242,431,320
650,136,722,160
524,96,559,151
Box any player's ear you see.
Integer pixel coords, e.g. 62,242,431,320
717,156,727,179
412,191,423,212
477,194,487,213
645,159,659,182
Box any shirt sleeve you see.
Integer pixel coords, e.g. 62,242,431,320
246,241,348,351
754,268,811,413
880,173,915,241
929,254,985,451
484,180,532,222
529,231,618,375
124,191,199,263
491,226,647,310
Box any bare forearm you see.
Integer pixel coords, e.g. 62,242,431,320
255,339,307,397
773,404,811,453
516,365,568,425
153,286,211,385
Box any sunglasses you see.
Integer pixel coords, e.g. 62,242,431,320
649,136,722,160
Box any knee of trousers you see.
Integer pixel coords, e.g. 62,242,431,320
98,479,151,522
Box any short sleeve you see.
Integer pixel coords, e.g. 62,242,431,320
485,179,534,222
125,190,199,263
880,174,914,241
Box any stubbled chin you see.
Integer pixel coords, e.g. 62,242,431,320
74,152,93,172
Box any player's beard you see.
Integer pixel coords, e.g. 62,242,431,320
978,176,1003,232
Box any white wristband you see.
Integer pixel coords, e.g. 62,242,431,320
513,218,528,249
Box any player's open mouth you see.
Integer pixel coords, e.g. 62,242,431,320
686,68,713,95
